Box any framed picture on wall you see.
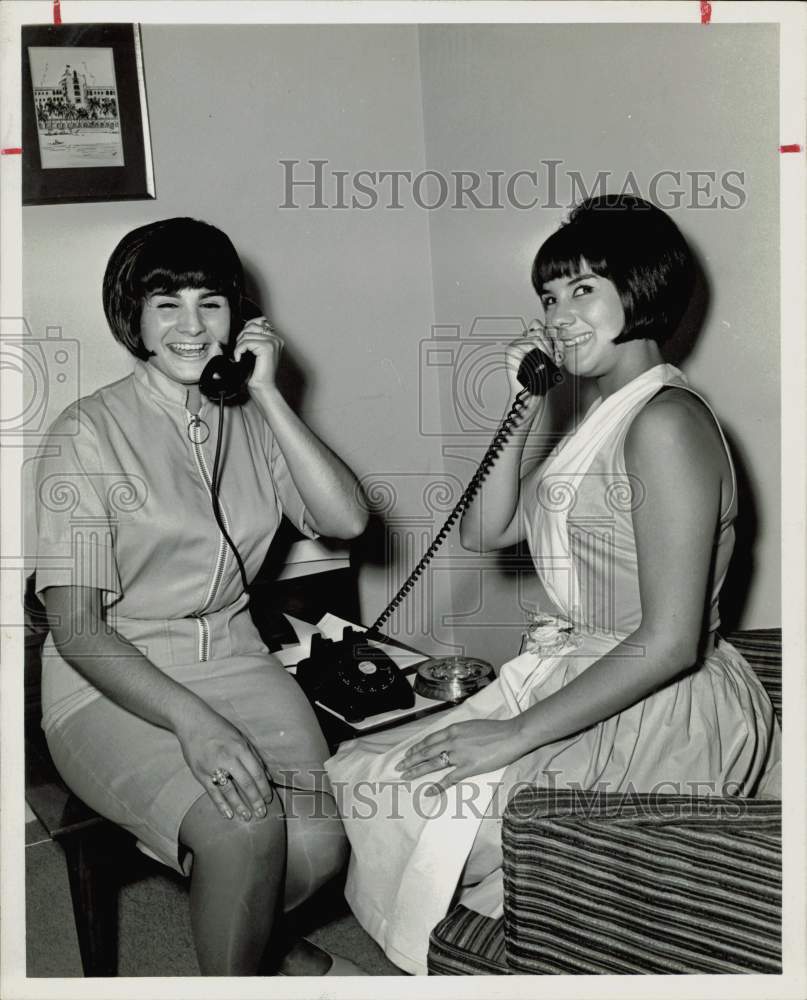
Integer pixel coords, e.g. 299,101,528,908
21,23,155,205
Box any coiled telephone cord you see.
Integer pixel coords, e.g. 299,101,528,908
368,388,532,637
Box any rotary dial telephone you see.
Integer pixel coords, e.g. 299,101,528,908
295,628,415,723
292,345,564,721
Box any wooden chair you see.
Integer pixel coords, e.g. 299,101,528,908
24,525,358,977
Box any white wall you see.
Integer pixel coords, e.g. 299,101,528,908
417,24,780,663
23,24,780,663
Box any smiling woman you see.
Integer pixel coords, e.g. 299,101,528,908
537,269,626,379
102,218,244,390
33,217,369,976
325,195,781,976
139,288,231,397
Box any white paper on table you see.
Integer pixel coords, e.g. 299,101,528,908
273,614,320,670
316,612,361,640
315,613,429,671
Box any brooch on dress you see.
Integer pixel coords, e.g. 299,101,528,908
519,609,579,656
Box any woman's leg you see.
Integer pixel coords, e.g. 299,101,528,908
179,792,286,976
274,787,351,975
280,786,349,912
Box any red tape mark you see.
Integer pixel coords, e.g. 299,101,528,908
779,144,802,153
53,0,62,25
1,147,23,155
700,1,712,23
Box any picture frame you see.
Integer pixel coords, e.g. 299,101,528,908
21,23,155,205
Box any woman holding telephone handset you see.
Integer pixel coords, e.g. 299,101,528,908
34,218,369,976
326,195,781,974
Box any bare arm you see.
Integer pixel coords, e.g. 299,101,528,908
45,585,206,729
399,394,726,788
251,384,368,539
236,319,368,539
459,328,554,552
44,586,276,821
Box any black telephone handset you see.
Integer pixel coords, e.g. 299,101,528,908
199,297,263,404
516,346,564,396
199,349,255,404
295,344,563,723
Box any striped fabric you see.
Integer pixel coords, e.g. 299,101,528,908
428,907,510,975
725,628,782,723
503,789,781,974
425,629,782,976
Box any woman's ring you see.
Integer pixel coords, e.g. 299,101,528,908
439,750,451,768
211,768,232,788
261,320,272,333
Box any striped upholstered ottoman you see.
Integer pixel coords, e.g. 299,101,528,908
427,628,782,975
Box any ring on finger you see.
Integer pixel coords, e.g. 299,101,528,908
438,750,451,768
211,768,232,788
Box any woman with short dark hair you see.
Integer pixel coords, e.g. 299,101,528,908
326,195,781,975
35,217,369,976
531,194,695,345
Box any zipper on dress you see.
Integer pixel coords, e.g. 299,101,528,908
197,614,210,661
186,410,230,661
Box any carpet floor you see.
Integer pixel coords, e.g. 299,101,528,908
25,818,406,978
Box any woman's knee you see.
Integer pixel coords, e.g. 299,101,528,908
181,791,286,866
310,814,349,881
286,797,349,890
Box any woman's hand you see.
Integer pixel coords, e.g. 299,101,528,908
174,701,276,822
504,319,557,397
234,316,283,393
239,315,369,539
394,718,528,796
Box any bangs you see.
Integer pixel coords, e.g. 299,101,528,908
133,221,242,300
532,224,610,293
137,264,229,298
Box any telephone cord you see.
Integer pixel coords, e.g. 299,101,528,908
209,398,251,595
368,388,532,637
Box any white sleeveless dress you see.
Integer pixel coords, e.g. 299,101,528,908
325,364,781,974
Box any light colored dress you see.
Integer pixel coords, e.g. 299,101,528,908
35,360,333,872
325,363,782,975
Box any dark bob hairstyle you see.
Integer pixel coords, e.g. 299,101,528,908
102,217,244,360
532,195,695,345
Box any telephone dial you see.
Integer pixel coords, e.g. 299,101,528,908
198,318,563,721
296,628,416,723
